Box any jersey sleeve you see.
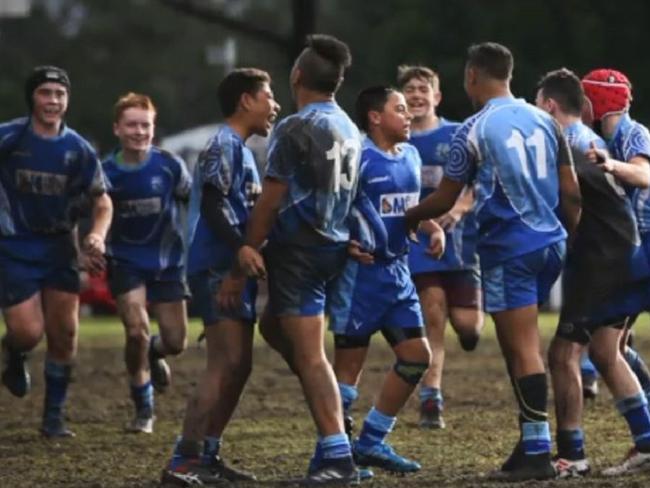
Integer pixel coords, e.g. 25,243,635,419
199,135,236,195
265,118,301,181
79,141,108,197
553,120,575,167
444,122,477,183
624,124,650,162
172,154,192,200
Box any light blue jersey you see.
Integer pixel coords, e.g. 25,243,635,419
103,147,191,271
607,114,650,233
408,119,478,273
265,101,362,247
351,138,421,260
565,121,607,153
445,96,568,267
186,124,261,274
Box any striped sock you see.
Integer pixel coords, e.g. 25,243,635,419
616,393,650,452
356,407,396,451
130,381,154,419
338,383,358,414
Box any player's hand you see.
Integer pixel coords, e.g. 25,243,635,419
238,245,266,279
404,208,420,235
216,272,245,311
348,240,374,264
436,209,461,231
587,141,614,171
80,251,106,276
426,221,446,258
83,232,106,256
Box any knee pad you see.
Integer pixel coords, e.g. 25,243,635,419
393,359,428,386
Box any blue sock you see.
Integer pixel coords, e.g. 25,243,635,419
130,381,154,418
556,429,585,460
319,433,352,460
44,359,71,421
624,348,650,400
170,436,202,469
202,436,222,464
419,386,443,407
580,353,597,379
521,421,551,455
616,393,650,452
357,407,397,451
338,383,358,414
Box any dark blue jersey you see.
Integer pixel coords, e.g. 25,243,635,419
103,147,191,271
606,114,650,233
0,117,106,259
186,124,261,273
265,101,362,247
408,119,478,273
351,139,420,260
446,97,568,267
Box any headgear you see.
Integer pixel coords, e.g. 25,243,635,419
582,69,631,121
24,65,71,111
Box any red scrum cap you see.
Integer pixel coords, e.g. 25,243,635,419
582,69,632,121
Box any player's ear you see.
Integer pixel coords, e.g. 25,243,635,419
290,66,302,87
433,90,442,107
112,121,120,138
240,92,254,112
368,110,382,127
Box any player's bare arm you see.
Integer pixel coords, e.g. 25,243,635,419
588,143,650,189
405,177,464,232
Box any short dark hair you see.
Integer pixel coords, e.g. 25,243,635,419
396,65,438,89
355,86,396,133
295,34,352,94
466,42,513,81
217,68,270,118
537,68,584,116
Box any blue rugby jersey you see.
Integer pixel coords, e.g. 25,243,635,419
351,138,421,260
606,114,650,233
103,147,191,271
0,117,106,259
408,119,478,273
186,124,261,273
265,101,362,246
445,96,568,267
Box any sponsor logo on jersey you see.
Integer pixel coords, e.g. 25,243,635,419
379,192,419,217
435,142,451,162
420,166,444,189
15,169,67,196
151,176,164,193
352,319,363,330
63,150,77,166
118,197,162,217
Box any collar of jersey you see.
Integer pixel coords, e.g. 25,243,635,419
485,95,519,107
409,117,452,138
27,119,69,141
363,137,406,161
299,100,338,113
114,148,153,171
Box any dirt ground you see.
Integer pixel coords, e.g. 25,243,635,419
1,315,650,487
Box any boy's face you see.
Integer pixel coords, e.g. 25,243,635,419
245,82,280,137
113,107,155,153
32,82,68,128
402,76,440,120
376,91,413,143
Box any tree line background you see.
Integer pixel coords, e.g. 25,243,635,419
1,0,648,154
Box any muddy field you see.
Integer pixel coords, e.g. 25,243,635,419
1,314,650,487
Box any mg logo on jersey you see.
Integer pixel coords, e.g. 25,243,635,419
63,150,77,166
151,176,163,193
435,143,450,162
379,192,419,217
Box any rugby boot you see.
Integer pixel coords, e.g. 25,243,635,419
149,335,171,393
305,455,360,485
353,441,421,474
125,414,154,434
40,416,75,438
1,337,30,398
419,398,445,429
201,455,257,482
488,451,555,481
602,447,650,476
162,458,226,486
553,456,591,478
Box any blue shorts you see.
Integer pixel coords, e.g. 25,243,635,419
482,241,565,313
328,256,424,338
264,241,348,317
0,235,80,308
107,259,189,303
188,269,257,327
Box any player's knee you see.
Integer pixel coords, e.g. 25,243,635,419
163,332,187,356
10,327,43,352
589,345,617,375
393,358,429,386
126,325,149,349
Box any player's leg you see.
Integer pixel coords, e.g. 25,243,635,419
621,320,650,403
580,353,599,399
413,273,448,429
589,322,650,475
258,305,295,372
485,243,564,481
41,288,79,437
163,270,257,485
548,326,590,478
150,276,189,393
0,255,46,397
1,294,44,397
447,269,485,352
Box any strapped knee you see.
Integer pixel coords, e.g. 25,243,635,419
393,359,428,386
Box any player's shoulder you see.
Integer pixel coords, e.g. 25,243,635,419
151,146,186,169
60,125,98,160
0,117,29,137
201,124,241,162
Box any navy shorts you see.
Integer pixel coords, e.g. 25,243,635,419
412,268,482,309
263,241,348,317
482,241,565,313
188,269,257,327
107,259,189,303
0,235,80,308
